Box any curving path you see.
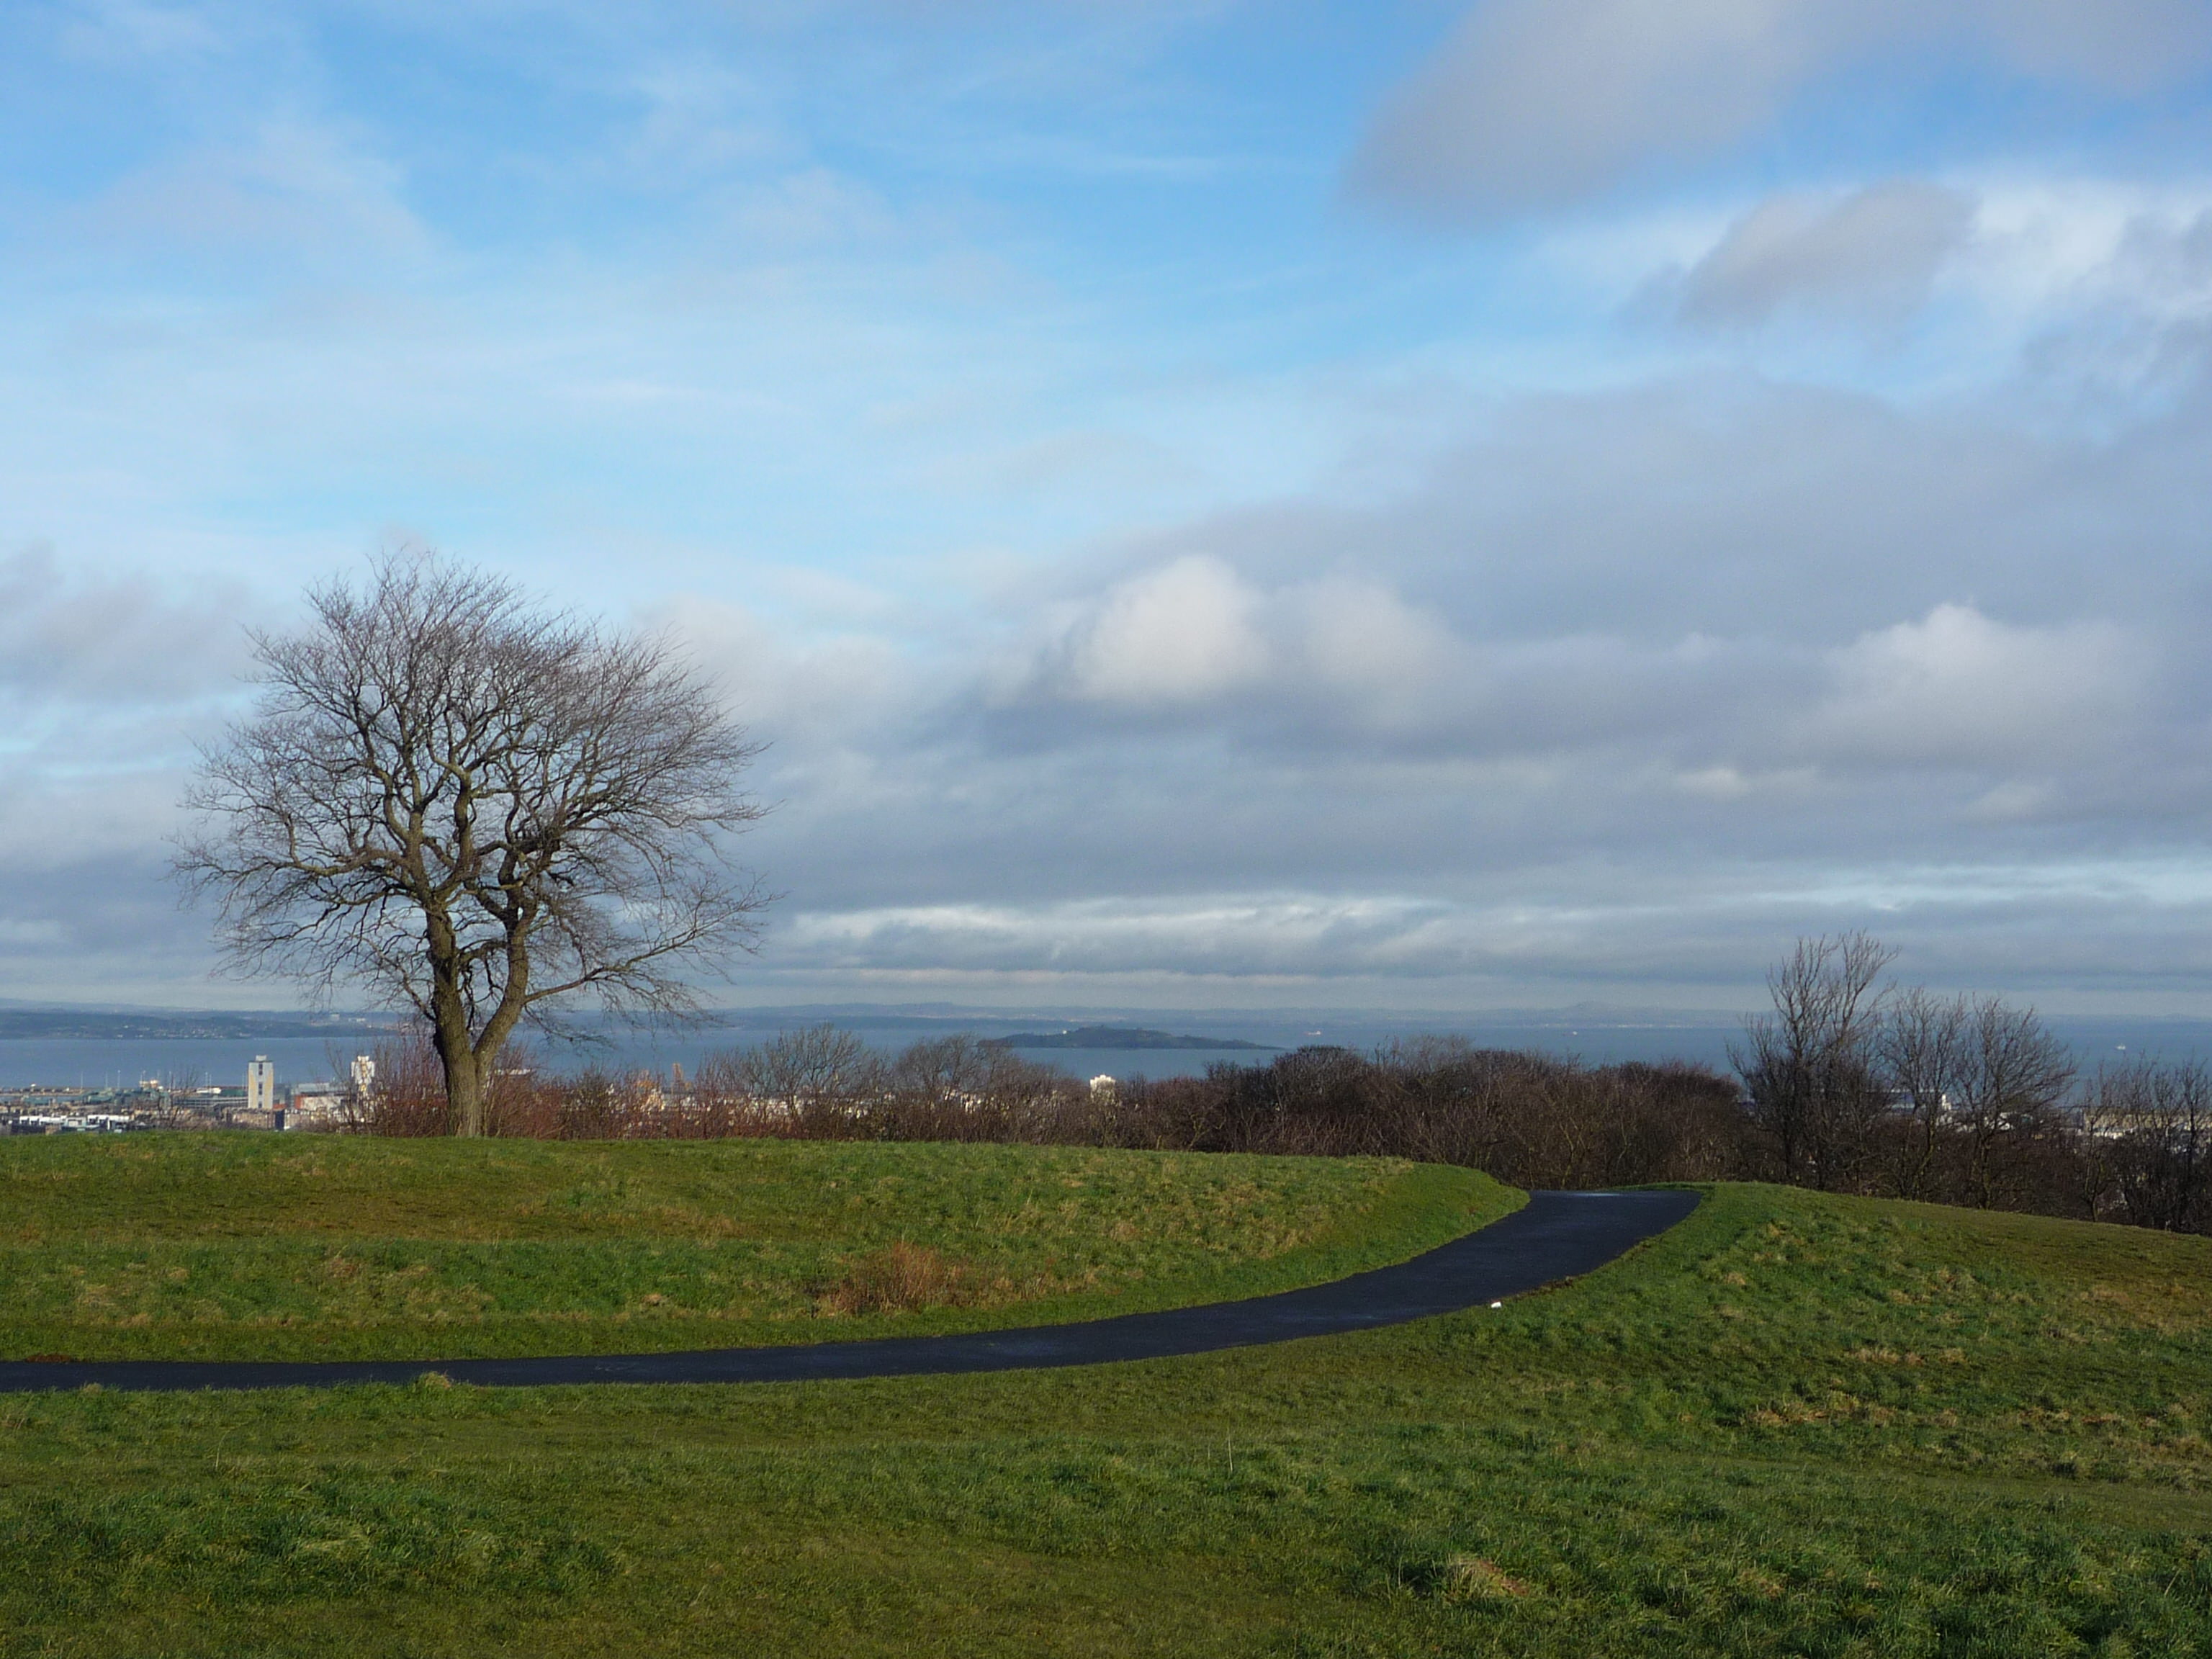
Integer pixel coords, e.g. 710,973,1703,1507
0,1188,1699,1395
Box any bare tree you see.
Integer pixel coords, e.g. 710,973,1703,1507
1876,985,1972,1200
739,1024,884,1136
2074,1062,2144,1222
879,1035,1069,1142
1732,932,1895,1189
176,555,770,1136
1954,997,2075,1209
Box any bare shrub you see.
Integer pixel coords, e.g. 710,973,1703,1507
2085,1058,2212,1232
346,1035,451,1136
675,1050,791,1138
1082,1043,1741,1190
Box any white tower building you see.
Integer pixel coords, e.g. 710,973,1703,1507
246,1056,275,1115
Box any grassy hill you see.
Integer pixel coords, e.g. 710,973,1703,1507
1,1172,2208,1655
0,1134,1509,1362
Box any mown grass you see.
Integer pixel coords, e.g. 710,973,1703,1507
0,1134,1507,1361
1,1180,2208,1655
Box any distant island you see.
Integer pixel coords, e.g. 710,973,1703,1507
986,1025,1277,1052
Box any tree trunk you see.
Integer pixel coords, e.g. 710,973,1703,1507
446,1048,485,1137
427,930,486,1136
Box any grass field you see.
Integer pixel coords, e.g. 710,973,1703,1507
2,1169,2208,1655
0,1135,1506,1362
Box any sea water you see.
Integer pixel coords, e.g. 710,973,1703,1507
4,1016,2207,1092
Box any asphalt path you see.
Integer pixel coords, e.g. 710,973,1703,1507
0,1187,1699,1395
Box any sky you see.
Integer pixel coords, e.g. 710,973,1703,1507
2,0,2211,1016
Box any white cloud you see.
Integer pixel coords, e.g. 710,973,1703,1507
75,115,431,264
1046,554,1272,706
647,593,922,747
1001,531,2172,787
1287,577,1458,711
58,0,227,63
1606,176,2212,389
725,168,902,249
781,892,1453,977
1808,603,2145,768
1020,558,1479,730
624,61,788,181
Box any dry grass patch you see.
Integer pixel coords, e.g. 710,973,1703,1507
817,1243,980,1316
1439,1555,1534,1601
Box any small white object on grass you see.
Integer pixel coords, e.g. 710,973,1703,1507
1489,1300,1503,1308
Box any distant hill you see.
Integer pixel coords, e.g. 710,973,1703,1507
985,1025,1276,1052
0,1010,390,1042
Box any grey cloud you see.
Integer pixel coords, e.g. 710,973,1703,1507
1091,377,2181,655
1979,0,2212,96
1349,0,1825,221
740,812,2212,1009
2116,208,2212,302
2020,208,2212,403
1668,180,1976,331
0,547,254,706
1349,0,2212,222
0,553,258,1002
0,772,222,1004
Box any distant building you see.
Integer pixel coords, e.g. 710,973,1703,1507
1884,1089,1955,1119
287,1085,347,1130
350,1054,376,1096
246,1056,275,1115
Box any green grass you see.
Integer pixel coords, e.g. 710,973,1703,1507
1,1178,2208,1655
0,1133,1511,1361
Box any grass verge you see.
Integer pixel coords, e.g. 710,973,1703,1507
0,1134,1514,1361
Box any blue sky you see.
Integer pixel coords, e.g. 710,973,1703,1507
4,0,2212,1014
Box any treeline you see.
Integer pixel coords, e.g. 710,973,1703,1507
1732,933,2210,1231
356,1028,1744,1190
351,937,2211,1236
